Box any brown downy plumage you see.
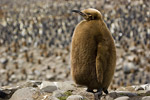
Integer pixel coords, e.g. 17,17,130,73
71,8,116,97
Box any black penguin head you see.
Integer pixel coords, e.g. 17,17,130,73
72,8,102,21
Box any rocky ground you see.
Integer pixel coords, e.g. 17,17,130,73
0,81,150,100
0,0,150,100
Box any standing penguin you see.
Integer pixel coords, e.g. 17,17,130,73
71,8,116,96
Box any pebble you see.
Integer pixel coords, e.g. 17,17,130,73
101,95,114,100
114,96,129,100
116,91,138,97
9,87,42,100
54,81,76,91
67,95,84,100
133,84,150,91
39,81,57,93
77,91,94,100
145,90,150,96
108,92,120,98
52,90,65,98
142,96,150,100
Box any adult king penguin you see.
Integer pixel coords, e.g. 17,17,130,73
71,8,116,97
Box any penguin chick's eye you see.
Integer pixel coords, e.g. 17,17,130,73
88,15,96,20
86,13,96,20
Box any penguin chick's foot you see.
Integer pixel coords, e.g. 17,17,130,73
103,89,108,94
94,88,102,100
96,88,103,96
86,88,94,93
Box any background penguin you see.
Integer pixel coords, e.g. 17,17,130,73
71,8,116,96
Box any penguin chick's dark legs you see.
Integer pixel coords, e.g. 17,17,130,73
86,88,94,93
103,89,108,94
94,88,103,100
96,88,103,96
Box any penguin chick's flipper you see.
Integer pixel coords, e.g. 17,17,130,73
103,89,108,94
86,88,94,93
96,43,105,84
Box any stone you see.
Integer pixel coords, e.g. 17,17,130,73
116,91,137,97
134,84,150,91
46,74,56,80
49,96,59,100
101,95,114,100
20,80,41,88
109,91,120,98
39,81,57,93
52,90,65,98
117,86,134,91
67,95,84,100
144,84,150,90
54,81,75,91
9,87,42,100
114,96,129,100
142,96,150,100
135,87,144,91
145,90,150,96
77,91,94,100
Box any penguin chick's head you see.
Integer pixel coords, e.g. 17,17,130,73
72,8,102,21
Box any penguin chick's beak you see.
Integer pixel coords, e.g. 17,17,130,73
72,10,87,18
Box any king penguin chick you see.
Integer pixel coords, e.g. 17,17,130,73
71,8,116,97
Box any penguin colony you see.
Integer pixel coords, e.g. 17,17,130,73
71,8,116,96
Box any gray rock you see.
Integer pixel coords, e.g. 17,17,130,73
116,91,137,97
67,95,84,100
46,74,56,80
142,96,150,100
109,92,120,98
145,90,150,96
9,87,41,100
134,84,150,91
77,90,94,100
52,90,65,98
143,84,150,90
114,96,129,100
135,87,144,91
49,96,59,100
101,95,114,100
39,81,57,93
54,81,75,91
